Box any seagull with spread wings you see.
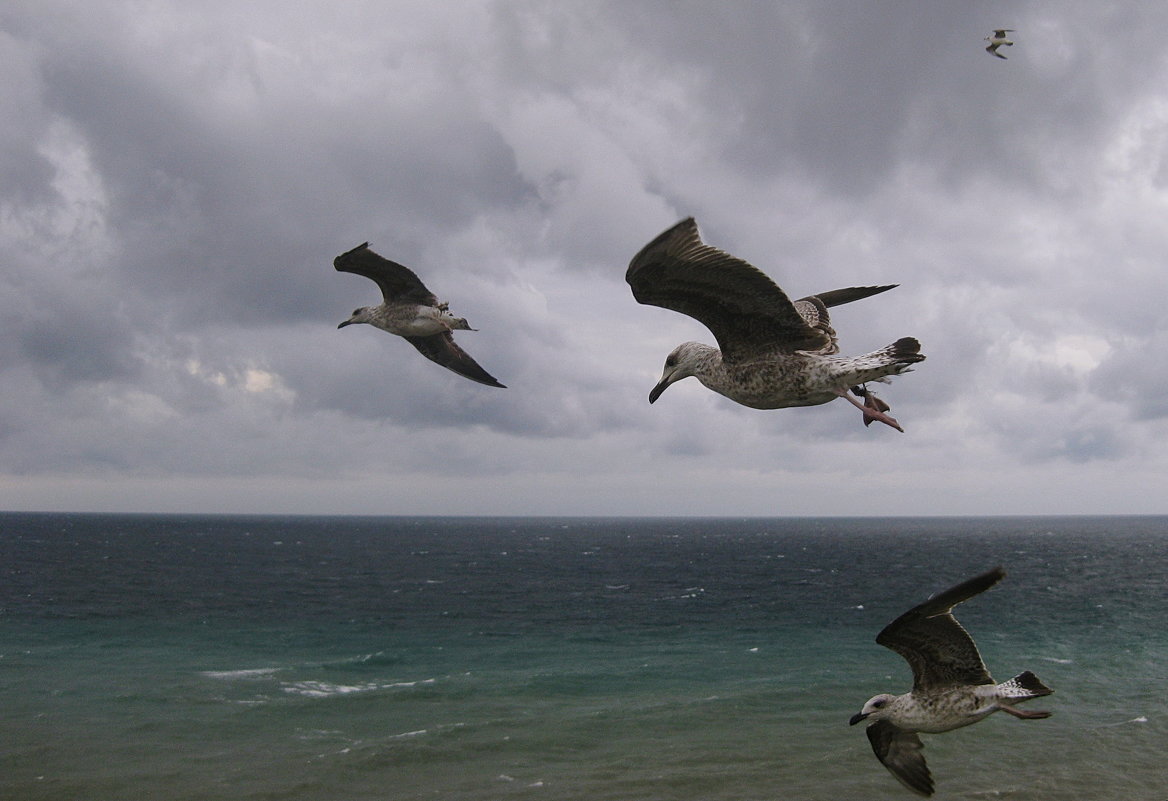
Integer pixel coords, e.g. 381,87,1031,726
626,217,924,431
850,568,1053,796
985,28,1015,59
334,242,505,388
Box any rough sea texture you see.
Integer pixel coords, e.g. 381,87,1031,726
2,514,1165,800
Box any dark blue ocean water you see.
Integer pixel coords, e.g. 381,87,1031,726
2,514,1165,800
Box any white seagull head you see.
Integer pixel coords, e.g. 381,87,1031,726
648,341,715,403
337,306,375,329
849,693,899,726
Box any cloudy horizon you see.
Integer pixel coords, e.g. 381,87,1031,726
3,1,1167,516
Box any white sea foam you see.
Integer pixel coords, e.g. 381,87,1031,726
326,651,386,667
281,678,436,698
1096,715,1149,728
201,667,282,680
283,681,371,697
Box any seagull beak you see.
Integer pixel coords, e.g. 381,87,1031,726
337,320,352,329
849,712,869,726
648,366,684,404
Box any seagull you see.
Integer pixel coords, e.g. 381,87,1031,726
850,567,1053,796
625,217,924,431
985,28,1015,59
334,242,505,388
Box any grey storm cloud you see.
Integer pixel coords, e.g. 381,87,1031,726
2,0,1167,515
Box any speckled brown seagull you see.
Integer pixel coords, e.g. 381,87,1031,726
625,217,924,431
850,567,1053,796
985,28,1015,59
334,242,505,388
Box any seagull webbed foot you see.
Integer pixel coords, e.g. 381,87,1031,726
837,389,903,432
999,703,1052,720
847,385,900,431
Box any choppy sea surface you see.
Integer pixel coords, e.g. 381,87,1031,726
2,513,1165,800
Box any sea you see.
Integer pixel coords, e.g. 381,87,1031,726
1,513,1165,800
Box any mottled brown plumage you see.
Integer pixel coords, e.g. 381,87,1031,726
850,568,1053,796
878,568,1002,692
334,242,505,388
626,217,924,430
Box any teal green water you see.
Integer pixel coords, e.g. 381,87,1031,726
2,514,1166,799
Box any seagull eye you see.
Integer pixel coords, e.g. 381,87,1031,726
352,309,361,316
872,699,886,708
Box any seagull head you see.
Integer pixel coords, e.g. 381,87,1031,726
648,342,708,403
338,306,373,328
850,693,898,725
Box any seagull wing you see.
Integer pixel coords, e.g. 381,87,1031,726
876,567,1004,691
404,332,506,388
807,286,898,308
626,218,830,364
792,285,898,355
334,243,438,306
866,720,934,797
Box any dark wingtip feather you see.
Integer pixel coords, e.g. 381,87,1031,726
625,217,697,285
334,241,370,269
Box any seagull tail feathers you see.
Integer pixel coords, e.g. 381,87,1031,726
842,338,926,388
998,670,1053,701
881,337,926,368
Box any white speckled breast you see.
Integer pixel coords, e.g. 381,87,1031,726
375,305,456,337
890,688,997,734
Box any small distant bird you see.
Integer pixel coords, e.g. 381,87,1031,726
850,568,1053,796
626,217,924,431
334,242,505,388
985,28,1015,59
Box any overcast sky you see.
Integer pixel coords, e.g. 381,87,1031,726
3,1,1167,516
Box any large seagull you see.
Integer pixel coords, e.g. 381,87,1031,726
334,243,505,388
850,567,1053,796
626,217,924,431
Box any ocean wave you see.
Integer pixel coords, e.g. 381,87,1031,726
200,667,283,680
390,728,428,739
1095,715,1148,728
201,653,405,683
281,678,436,698
282,681,382,698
